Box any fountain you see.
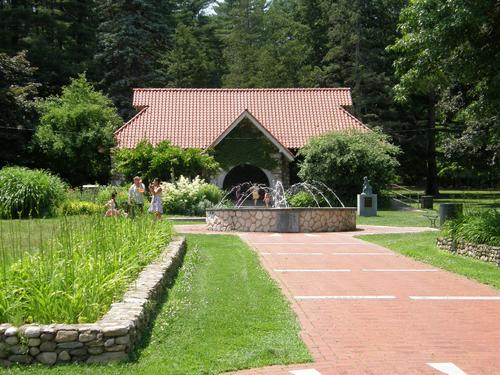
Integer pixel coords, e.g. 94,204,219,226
206,182,356,233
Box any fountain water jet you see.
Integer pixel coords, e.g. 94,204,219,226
207,181,356,232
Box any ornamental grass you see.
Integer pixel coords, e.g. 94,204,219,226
0,215,172,325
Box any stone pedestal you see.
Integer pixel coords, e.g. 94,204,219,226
357,194,377,217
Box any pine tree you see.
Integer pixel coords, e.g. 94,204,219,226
321,0,402,122
163,23,215,87
94,0,174,119
216,0,267,87
161,0,222,87
0,0,97,96
256,0,313,87
0,51,39,166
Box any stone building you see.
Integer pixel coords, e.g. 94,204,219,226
115,88,369,189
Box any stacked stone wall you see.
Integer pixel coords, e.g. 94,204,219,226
206,208,356,232
0,238,186,366
436,237,499,266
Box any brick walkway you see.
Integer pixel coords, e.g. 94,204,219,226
177,225,500,375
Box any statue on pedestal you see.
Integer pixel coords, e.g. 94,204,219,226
358,176,377,217
362,176,372,195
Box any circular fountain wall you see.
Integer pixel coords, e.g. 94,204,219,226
206,207,356,233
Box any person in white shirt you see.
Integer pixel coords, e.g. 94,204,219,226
128,176,145,217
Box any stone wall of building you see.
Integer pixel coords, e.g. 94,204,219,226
436,237,499,266
206,208,356,232
0,238,186,367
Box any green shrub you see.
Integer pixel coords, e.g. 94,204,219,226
288,191,319,207
33,74,121,186
113,140,219,185
59,200,103,216
443,208,500,246
0,167,66,218
162,176,224,215
0,215,172,324
298,129,400,205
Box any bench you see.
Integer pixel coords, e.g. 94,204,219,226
423,212,439,228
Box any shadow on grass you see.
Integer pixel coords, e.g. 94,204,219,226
127,243,188,363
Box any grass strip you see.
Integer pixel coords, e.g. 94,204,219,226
2,233,311,374
358,231,499,289
356,210,431,227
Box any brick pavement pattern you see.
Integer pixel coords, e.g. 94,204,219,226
177,225,500,375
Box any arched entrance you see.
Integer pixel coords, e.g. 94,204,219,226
223,165,270,191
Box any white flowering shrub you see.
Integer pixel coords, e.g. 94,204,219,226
161,176,224,215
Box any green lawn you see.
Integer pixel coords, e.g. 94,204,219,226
390,188,500,209
356,209,432,227
358,231,500,289
2,234,310,374
169,219,206,226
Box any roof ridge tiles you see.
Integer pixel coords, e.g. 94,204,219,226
132,87,352,92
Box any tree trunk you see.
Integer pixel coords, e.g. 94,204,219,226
425,95,439,195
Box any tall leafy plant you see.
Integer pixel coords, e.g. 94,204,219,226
443,208,500,247
0,167,66,218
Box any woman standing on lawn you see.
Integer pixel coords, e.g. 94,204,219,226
148,178,163,220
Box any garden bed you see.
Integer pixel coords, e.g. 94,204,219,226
0,237,186,366
436,237,499,265
0,216,172,323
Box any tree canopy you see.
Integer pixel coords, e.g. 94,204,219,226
0,0,497,189
34,74,122,186
298,130,400,204
113,140,220,184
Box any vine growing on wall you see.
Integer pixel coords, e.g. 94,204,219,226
214,120,279,170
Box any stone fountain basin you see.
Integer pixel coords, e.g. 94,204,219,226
206,207,356,233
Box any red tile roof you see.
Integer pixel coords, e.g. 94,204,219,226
115,88,369,149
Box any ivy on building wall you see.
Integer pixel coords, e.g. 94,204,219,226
214,119,279,170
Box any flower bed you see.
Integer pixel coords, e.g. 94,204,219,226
0,215,172,324
0,237,186,366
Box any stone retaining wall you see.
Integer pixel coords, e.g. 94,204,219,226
436,237,499,266
0,237,186,366
206,208,356,232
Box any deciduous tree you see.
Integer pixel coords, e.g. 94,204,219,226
34,74,122,186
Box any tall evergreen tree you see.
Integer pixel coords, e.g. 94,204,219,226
163,23,215,87
320,0,402,122
0,51,39,167
257,0,312,87
0,0,97,96
94,0,174,119
161,0,222,87
216,0,267,87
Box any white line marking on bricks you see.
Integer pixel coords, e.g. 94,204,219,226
295,295,396,300
290,369,322,375
410,296,500,300
331,252,394,255
269,233,281,237
428,362,467,375
260,252,272,255
311,242,372,245
253,242,306,245
304,233,319,237
274,269,351,273
275,252,324,255
363,268,438,272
